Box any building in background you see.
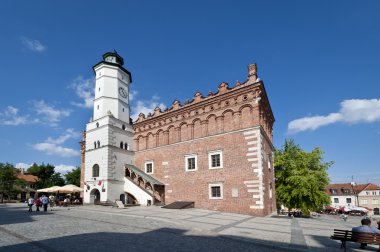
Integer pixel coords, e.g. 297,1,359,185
325,183,380,215
16,169,38,202
81,52,276,216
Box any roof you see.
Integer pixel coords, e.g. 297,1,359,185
325,183,380,196
325,183,355,196
17,174,38,183
125,164,164,186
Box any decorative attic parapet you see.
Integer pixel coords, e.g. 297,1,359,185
217,82,229,94
153,107,162,116
172,100,181,110
136,112,145,123
246,63,258,84
133,63,268,123
193,92,203,103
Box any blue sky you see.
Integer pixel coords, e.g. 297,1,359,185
0,1,379,184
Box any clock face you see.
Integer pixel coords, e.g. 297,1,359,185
119,87,128,98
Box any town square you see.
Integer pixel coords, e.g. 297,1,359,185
1,1,380,251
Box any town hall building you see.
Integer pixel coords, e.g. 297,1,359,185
81,52,276,216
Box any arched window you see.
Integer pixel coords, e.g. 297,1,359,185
97,141,100,148
92,164,99,177
96,122,99,128
94,142,97,149
120,141,123,148
124,143,128,150
122,124,126,130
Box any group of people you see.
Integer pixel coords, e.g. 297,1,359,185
27,195,49,212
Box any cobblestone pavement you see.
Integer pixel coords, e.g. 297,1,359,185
0,204,379,252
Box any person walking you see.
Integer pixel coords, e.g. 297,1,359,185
27,196,34,212
35,197,41,211
41,195,49,212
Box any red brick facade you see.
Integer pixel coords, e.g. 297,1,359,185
133,64,276,216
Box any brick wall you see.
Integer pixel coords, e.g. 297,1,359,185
133,75,276,216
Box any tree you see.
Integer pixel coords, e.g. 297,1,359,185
27,163,64,188
275,139,332,215
64,167,81,186
0,163,20,202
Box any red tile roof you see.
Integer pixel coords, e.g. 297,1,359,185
325,183,380,196
17,174,38,183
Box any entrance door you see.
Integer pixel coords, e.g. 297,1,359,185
120,194,125,204
90,189,100,204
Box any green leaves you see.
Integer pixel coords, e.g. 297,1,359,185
64,167,81,187
27,163,64,188
275,139,332,215
0,163,20,201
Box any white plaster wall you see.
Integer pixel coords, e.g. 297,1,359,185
124,177,153,206
330,195,357,209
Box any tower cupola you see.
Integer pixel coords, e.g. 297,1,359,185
103,50,124,65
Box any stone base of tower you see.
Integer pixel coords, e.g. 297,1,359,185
83,180,125,205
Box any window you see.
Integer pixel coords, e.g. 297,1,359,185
122,125,126,130
366,192,369,195
209,183,223,199
124,143,128,150
120,142,123,148
331,189,337,195
208,150,223,169
372,199,379,204
361,199,368,205
123,108,125,112
185,154,197,171
97,105,99,110
342,189,349,194
334,198,339,203
346,198,351,203
373,191,377,195
94,142,97,149
145,161,153,174
96,122,99,128
97,141,100,148
92,164,99,177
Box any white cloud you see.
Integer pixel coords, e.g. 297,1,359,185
21,37,46,52
69,76,95,108
14,162,76,175
15,162,32,169
131,95,166,121
129,90,138,102
0,106,30,126
54,164,77,174
288,99,380,134
32,129,81,158
32,100,71,126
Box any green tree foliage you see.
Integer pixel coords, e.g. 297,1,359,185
64,167,81,186
275,139,332,215
27,163,64,188
0,163,21,201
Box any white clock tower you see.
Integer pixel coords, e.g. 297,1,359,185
83,51,134,205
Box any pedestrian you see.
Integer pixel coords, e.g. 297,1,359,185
27,196,34,212
35,197,41,211
41,195,49,212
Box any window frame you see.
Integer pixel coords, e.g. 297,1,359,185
209,182,223,199
144,161,154,174
333,198,339,203
208,150,223,169
185,154,198,172
92,164,99,178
